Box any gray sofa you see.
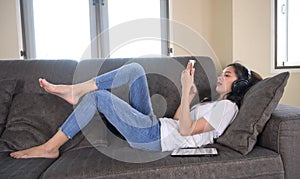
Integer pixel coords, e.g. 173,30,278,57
0,56,299,179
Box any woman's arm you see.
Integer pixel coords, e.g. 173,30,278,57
173,104,182,121
179,88,214,136
178,63,213,136
173,83,197,120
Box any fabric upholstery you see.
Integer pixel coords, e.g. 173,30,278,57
0,60,77,94
0,151,55,179
0,93,73,151
258,104,300,179
41,144,284,179
217,72,289,155
0,79,17,135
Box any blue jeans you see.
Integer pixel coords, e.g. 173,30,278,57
60,63,162,151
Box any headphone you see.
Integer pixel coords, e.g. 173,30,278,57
231,69,252,95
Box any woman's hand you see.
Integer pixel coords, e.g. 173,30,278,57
189,83,197,103
181,62,195,93
173,62,196,121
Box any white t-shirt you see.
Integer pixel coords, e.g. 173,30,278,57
159,100,238,152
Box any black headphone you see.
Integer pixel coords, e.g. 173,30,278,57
231,69,251,95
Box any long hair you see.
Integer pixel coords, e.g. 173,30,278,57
225,63,262,108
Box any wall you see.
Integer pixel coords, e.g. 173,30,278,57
171,0,233,71
232,0,300,107
171,0,300,107
0,0,21,59
211,0,233,68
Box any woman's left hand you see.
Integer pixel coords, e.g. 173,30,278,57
189,83,197,102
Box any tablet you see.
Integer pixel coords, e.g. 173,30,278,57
171,147,218,157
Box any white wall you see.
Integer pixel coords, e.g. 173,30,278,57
0,0,21,59
171,0,233,69
171,0,300,107
232,0,300,107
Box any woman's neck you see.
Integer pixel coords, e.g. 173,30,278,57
217,93,226,101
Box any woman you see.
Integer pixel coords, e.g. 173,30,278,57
10,61,262,159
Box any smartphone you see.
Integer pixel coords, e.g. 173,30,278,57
189,60,196,67
171,147,218,157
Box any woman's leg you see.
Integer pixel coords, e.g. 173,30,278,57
60,62,155,139
10,63,159,158
39,62,152,110
11,86,160,159
94,62,153,115
60,83,160,151
38,78,97,105
94,90,161,151
58,63,160,150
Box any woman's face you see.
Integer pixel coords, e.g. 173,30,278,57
216,66,238,97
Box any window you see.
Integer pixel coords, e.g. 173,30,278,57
107,0,162,58
33,0,91,59
95,0,169,58
275,0,300,69
20,0,169,60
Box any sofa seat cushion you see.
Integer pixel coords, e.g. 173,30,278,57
41,145,284,179
0,151,56,179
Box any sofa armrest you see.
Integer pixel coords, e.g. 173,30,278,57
257,104,300,179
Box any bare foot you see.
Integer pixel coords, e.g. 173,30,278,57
39,78,80,105
10,145,59,159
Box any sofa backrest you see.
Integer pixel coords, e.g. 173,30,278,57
0,56,217,118
75,56,217,118
0,60,77,94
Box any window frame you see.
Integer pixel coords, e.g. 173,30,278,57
273,0,300,70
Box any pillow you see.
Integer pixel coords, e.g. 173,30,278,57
0,79,17,135
216,72,289,155
0,93,73,150
0,93,108,152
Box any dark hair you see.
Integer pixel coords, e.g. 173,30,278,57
225,63,262,108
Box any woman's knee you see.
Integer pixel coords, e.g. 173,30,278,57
127,63,145,76
93,90,111,105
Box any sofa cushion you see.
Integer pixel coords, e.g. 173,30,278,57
40,144,284,179
0,93,73,151
0,79,17,135
0,92,108,152
217,72,289,155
